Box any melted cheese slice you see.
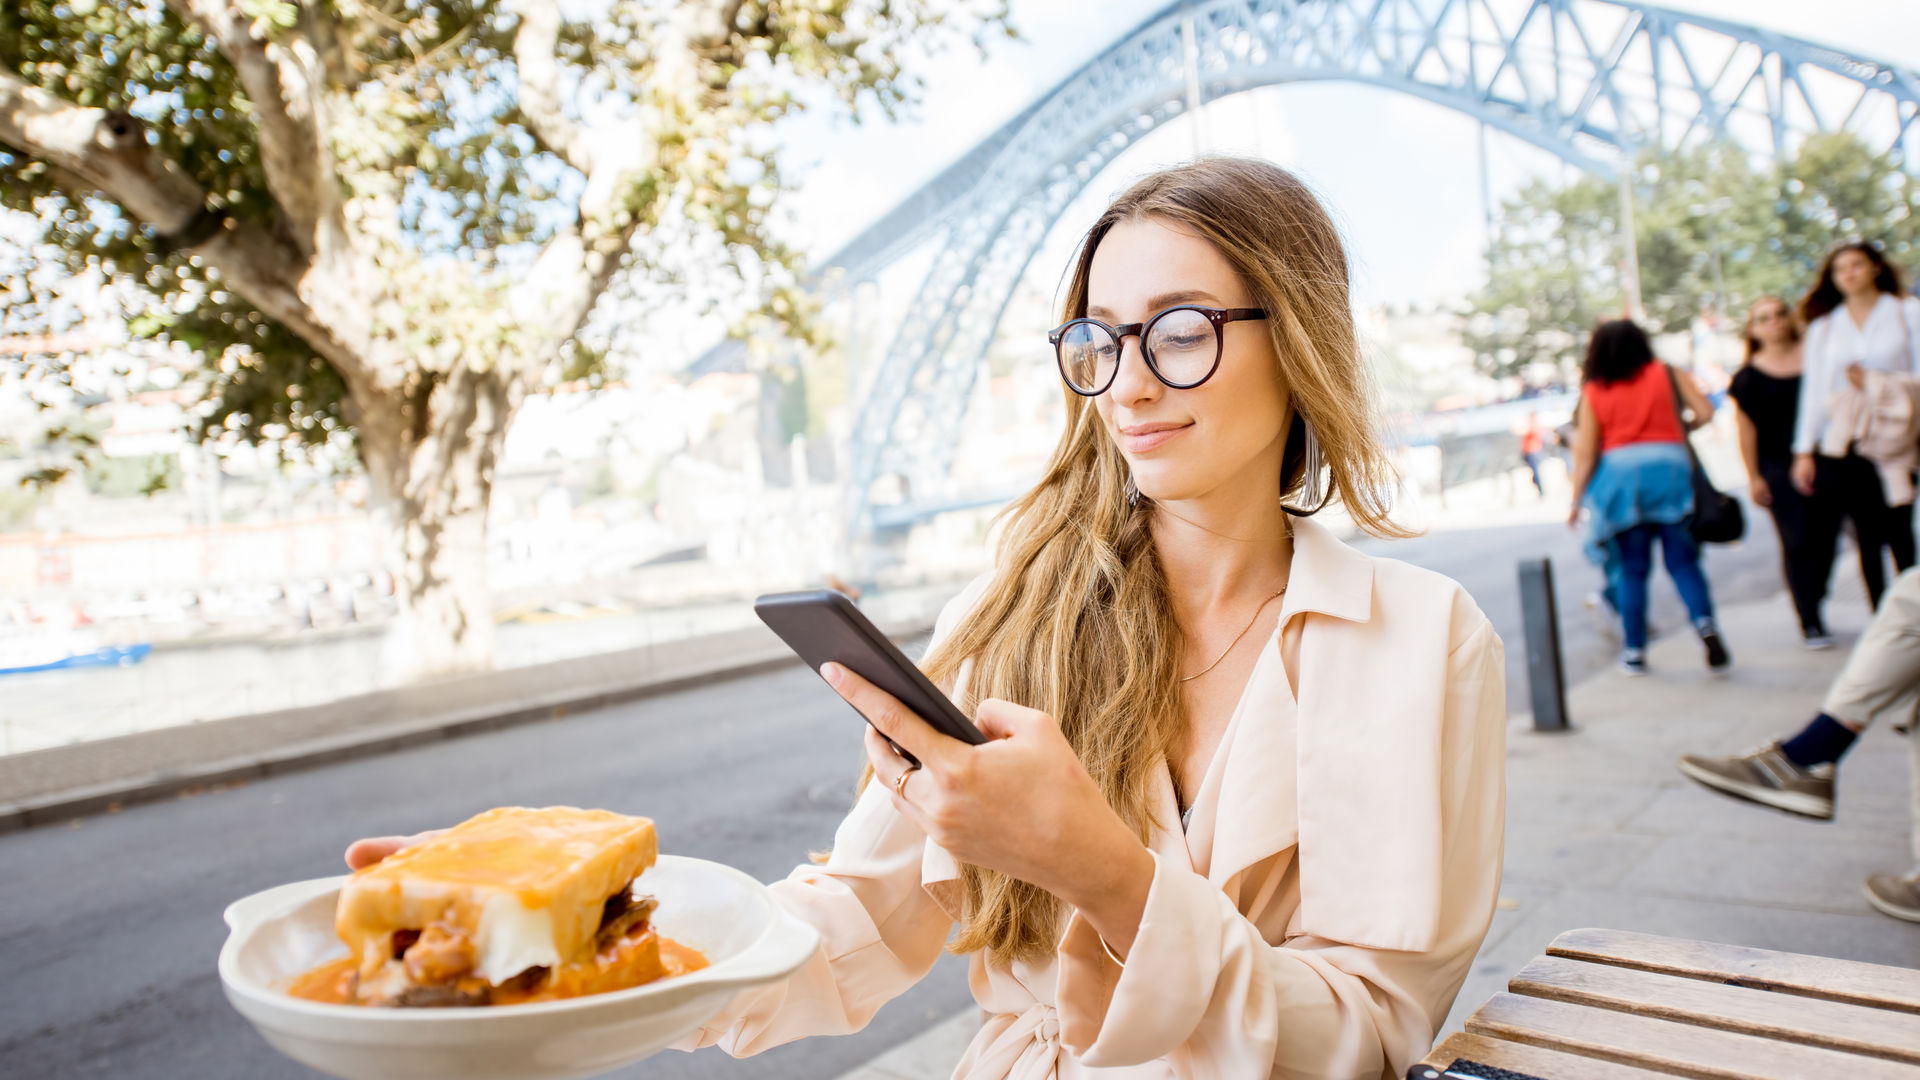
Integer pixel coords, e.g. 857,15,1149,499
337,807,657,986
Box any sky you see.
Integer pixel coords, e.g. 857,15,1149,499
768,0,1920,311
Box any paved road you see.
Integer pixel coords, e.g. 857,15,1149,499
0,516,1795,1080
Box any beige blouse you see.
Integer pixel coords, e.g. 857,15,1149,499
676,517,1508,1079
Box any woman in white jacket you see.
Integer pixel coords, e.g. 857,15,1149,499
353,159,1509,1080
1790,242,1920,609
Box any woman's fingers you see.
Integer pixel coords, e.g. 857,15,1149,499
343,829,443,871
974,698,1051,740
822,662,955,768
864,726,934,827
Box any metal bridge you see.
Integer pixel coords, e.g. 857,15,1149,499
813,0,1920,536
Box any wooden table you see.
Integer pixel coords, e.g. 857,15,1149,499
1416,928,1920,1079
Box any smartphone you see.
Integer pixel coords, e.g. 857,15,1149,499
754,589,986,767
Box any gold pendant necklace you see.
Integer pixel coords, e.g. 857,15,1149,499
1178,588,1286,683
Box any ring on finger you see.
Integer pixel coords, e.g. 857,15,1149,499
893,762,920,799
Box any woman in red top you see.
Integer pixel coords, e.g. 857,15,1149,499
1568,320,1729,675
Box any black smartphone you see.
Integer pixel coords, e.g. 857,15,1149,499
754,589,987,767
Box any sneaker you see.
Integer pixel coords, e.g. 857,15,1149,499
1619,649,1648,677
1863,871,1920,922
1702,631,1732,673
1803,629,1835,650
1676,743,1834,819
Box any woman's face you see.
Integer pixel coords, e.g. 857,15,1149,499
1748,300,1792,346
1832,249,1878,299
1086,216,1290,504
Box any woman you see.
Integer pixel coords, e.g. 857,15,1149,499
1568,320,1729,676
1790,242,1920,608
348,160,1508,1078
1728,296,1832,647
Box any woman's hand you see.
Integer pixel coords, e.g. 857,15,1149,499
1566,502,1582,529
344,830,444,871
1749,476,1773,509
1847,363,1867,390
1791,454,1818,497
823,662,1154,951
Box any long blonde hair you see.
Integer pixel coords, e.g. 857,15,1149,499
891,158,1404,963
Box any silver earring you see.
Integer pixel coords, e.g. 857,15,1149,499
1289,418,1327,512
1124,472,1141,507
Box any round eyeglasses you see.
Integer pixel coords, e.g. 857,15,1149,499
1048,306,1267,396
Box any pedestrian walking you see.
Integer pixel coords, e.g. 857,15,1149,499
1729,296,1834,647
1677,566,1920,923
1790,242,1920,609
1519,411,1547,496
1568,319,1730,676
345,159,1509,1079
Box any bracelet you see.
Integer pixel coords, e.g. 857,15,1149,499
1098,933,1127,968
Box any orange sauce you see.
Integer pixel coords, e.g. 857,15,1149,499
284,931,707,1007
286,955,358,1004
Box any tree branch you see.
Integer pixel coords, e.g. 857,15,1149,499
162,0,339,256
509,0,593,173
1,71,360,377
502,0,742,379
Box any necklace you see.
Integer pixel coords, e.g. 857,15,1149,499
1178,588,1286,683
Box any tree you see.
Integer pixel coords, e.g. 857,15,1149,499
1466,134,1919,379
1,0,1006,677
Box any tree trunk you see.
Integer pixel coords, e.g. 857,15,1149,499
352,362,521,682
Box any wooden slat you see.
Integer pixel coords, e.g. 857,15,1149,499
1510,955,1920,1064
1465,992,1920,1079
1420,1030,1680,1079
1547,928,1920,1013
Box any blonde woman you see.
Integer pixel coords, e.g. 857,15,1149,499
351,159,1509,1078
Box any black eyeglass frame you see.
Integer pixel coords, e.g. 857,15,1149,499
1047,306,1268,396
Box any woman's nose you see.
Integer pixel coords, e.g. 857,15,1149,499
1108,335,1160,404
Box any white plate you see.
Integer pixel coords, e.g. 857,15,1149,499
219,855,819,1080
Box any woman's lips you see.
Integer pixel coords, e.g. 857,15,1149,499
1120,423,1191,454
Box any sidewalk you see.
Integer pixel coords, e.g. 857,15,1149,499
833,578,1920,1078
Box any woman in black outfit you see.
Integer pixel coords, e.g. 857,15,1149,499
1729,296,1832,648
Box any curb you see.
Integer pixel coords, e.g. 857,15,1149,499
0,618,938,834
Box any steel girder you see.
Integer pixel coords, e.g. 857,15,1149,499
835,0,1920,535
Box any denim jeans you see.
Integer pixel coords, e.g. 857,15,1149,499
1608,521,1716,651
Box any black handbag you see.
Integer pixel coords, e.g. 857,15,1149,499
1665,366,1746,544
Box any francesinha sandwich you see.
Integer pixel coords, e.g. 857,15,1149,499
293,806,704,1007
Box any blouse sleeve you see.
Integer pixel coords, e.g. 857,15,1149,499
1053,619,1507,1080
1793,315,1833,455
672,572,994,1057
673,782,957,1056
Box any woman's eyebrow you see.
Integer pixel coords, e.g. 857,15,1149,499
1086,290,1226,320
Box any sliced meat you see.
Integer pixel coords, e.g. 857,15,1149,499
402,923,475,985
388,979,491,1008
595,893,659,951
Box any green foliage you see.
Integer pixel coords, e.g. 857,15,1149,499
1467,134,1920,378
2,0,1010,459
1,1,319,438
84,450,179,496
